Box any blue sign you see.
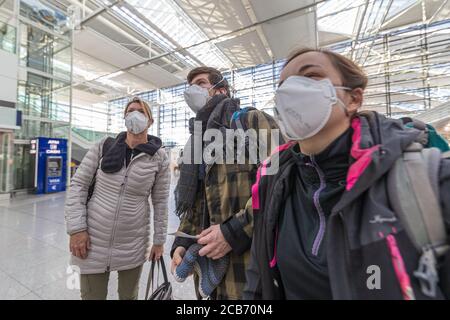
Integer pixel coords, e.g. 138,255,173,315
16,110,22,127
35,137,67,194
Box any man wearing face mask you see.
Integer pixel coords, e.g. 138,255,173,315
244,48,450,300
65,97,170,300
171,67,282,300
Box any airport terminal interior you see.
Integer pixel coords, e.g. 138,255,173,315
1,0,450,300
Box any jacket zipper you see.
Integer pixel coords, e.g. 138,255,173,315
308,156,327,257
105,153,145,272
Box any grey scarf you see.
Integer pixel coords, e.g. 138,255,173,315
174,95,240,218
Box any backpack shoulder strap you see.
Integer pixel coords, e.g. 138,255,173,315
388,142,447,254
387,142,449,297
231,107,255,128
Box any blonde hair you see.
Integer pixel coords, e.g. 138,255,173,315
124,96,153,122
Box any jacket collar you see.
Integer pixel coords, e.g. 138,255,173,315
194,94,229,133
101,132,162,173
291,128,352,185
333,112,421,212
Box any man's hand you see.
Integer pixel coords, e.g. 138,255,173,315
70,231,90,259
171,246,186,274
197,224,232,260
148,244,164,261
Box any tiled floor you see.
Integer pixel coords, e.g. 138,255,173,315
0,183,196,300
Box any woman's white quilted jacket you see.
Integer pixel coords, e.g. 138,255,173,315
65,137,170,274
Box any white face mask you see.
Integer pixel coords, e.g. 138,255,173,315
184,85,210,114
183,78,226,113
274,76,351,141
125,111,149,134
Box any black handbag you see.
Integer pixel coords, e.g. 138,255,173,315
145,256,173,300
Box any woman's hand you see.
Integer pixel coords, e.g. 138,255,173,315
69,231,91,259
148,244,164,261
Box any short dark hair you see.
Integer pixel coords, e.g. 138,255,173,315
187,66,231,97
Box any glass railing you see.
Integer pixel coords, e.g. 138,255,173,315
14,118,116,143
16,95,118,143
16,97,71,123
0,21,16,54
71,127,114,143
19,55,72,82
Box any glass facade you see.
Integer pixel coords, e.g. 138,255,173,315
11,0,73,191
108,60,285,147
19,0,69,34
12,142,34,190
0,132,14,193
16,0,72,143
0,21,16,54
0,0,16,195
330,19,450,118
1,0,449,193
107,19,450,147
0,0,15,54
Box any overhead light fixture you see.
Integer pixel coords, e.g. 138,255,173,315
445,123,450,132
102,71,124,79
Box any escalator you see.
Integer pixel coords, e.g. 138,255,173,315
17,97,114,168
69,129,94,164
53,126,114,164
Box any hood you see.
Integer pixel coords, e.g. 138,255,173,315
333,111,421,212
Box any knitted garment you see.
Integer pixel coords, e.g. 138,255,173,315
173,244,230,298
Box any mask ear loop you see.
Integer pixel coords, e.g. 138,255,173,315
336,99,350,117
334,87,353,117
271,96,295,141
229,84,237,97
209,77,229,96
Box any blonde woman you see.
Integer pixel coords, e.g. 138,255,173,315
65,97,170,300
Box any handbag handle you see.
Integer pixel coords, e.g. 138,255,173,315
145,256,169,300
159,256,169,284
